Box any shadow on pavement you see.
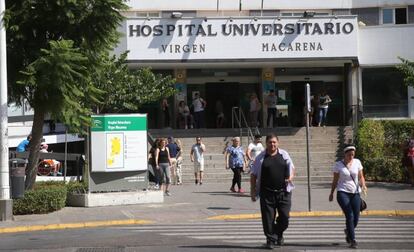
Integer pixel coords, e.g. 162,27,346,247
192,191,250,197
180,242,343,250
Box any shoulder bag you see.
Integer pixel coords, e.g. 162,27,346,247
350,173,367,212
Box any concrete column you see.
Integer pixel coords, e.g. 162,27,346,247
0,0,12,221
348,65,362,129
261,68,275,128
174,69,187,129
408,86,414,119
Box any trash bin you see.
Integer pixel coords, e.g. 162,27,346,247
9,158,27,199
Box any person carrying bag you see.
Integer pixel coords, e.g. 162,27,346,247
329,145,367,249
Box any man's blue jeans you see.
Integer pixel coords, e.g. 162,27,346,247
337,191,361,241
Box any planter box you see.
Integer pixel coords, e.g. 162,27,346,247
67,190,163,207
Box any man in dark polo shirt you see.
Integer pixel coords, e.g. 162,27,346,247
250,133,295,249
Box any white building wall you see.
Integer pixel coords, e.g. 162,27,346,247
126,0,414,11
358,24,414,66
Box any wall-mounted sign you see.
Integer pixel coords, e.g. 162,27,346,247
91,114,147,172
122,17,358,61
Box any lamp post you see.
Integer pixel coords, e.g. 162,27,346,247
0,0,12,221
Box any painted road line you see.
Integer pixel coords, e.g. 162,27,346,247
207,210,414,220
0,219,153,234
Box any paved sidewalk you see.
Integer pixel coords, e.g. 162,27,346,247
1,181,414,233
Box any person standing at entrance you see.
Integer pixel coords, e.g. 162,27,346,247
225,137,247,193
250,133,295,249
249,93,261,127
329,145,367,249
192,92,206,128
161,98,170,128
265,90,278,128
318,91,332,127
190,137,206,185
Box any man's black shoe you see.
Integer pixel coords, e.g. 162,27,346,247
265,240,276,250
277,237,284,246
344,229,351,243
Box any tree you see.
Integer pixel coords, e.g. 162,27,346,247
4,0,128,189
93,52,176,114
396,57,414,88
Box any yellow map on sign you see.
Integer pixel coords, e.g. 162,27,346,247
106,133,124,168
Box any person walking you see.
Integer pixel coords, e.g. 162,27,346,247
250,133,295,249
318,90,332,127
192,92,206,128
155,138,172,196
246,134,265,173
148,139,161,190
167,136,181,185
175,139,183,185
265,89,278,128
402,138,414,186
225,137,247,193
329,145,367,249
190,137,206,185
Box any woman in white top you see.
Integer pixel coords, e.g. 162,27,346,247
329,145,367,249
318,91,332,127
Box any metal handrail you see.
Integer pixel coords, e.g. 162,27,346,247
231,107,259,145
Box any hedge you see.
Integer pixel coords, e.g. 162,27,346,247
356,119,414,183
13,181,67,215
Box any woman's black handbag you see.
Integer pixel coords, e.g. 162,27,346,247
360,198,367,212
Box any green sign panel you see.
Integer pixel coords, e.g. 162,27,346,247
91,116,147,132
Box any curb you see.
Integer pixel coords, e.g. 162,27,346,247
207,210,414,220
0,219,153,234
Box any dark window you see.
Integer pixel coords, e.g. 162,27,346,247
395,8,407,24
362,68,408,118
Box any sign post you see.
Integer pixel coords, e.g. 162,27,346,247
305,83,312,211
89,114,148,192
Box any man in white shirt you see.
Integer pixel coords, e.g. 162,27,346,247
192,92,207,128
190,137,206,185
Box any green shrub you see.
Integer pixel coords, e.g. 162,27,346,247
356,119,414,183
356,119,385,161
381,120,414,157
66,181,88,195
13,181,67,215
364,157,405,182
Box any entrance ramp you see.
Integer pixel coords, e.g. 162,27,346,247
149,127,353,184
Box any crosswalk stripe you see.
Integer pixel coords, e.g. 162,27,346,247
187,234,414,239
160,230,414,235
115,217,414,246
227,239,414,244
124,223,414,230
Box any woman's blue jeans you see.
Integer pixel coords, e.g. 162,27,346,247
337,191,361,241
319,107,328,125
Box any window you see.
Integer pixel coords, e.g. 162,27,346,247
362,68,408,118
280,11,331,17
381,8,407,24
135,12,160,18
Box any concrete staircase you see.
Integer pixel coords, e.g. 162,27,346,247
149,127,353,185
